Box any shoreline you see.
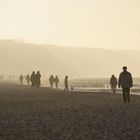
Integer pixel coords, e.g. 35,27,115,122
1,80,140,96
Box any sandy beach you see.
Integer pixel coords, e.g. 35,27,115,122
0,82,140,140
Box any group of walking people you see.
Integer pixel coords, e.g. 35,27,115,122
19,71,41,87
19,74,31,85
110,66,133,103
19,72,69,91
49,75,69,91
49,75,59,88
48,75,69,91
19,66,133,103
30,71,41,88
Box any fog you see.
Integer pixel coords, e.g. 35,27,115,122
0,40,140,78
0,0,140,49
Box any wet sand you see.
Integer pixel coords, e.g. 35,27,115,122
0,82,140,140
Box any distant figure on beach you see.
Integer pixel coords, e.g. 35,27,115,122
36,71,41,88
54,75,59,89
110,75,117,93
19,74,24,85
31,71,36,87
0,75,4,80
64,76,69,91
49,75,54,88
118,66,133,103
25,74,30,85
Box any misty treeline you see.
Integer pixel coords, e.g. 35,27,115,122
0,40,139,77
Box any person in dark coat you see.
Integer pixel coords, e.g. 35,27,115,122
19,74,24,85
54,75,59,89
36,71,41,88
49,75,54,88
118,66,133,103
31,71,36,87
110,75,117,93
25,74,30,85
64,76,69,91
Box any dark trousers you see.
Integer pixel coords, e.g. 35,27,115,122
122,88,130,103
64,85,69,91
111,86,116,93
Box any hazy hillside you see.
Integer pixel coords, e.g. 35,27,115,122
0,40,140,78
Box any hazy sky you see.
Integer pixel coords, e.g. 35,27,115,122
0,0,140,49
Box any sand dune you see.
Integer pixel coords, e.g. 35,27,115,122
0,82,140,140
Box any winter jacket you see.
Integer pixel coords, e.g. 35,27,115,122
118,71,133,88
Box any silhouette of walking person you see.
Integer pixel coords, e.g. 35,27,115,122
54,75,59,89
31,71,36,87
19,74,24,85
25,74,30,85
110,75,117,93
118,66,133,103
64,76,69,91
49,75,54,88
36,71,41,88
